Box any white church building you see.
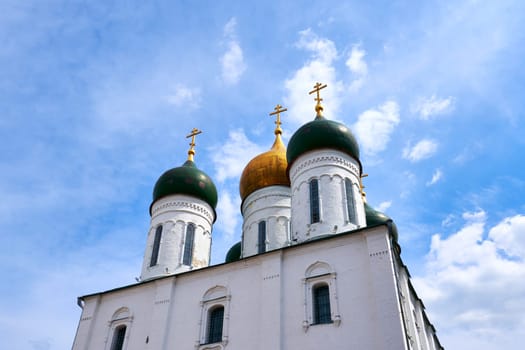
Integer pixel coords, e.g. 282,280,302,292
71,84,443,350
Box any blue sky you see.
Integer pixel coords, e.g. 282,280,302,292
1,0,524,349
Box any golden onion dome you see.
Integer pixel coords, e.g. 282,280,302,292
239,109,290,201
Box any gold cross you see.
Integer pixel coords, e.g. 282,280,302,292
309,82,327,117
269,104,287,134
360,173,369,198
186,127,202,161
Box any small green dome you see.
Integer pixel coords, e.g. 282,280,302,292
151,160,218,214
225,241,242,263
365,202,398,242
286,116,360,168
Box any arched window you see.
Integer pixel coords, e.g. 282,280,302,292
183,223,195,266
206,305,224,344
313,284,332,324
303,262,340,332
198,286,231,346
309,179,320,223
110,325,127,350
345,178,356,224
258,221,266,254
150,225,162,267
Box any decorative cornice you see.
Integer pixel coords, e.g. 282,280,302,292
290,153,360,182
152,200,214,224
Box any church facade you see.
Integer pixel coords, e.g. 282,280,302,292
71,84,443,350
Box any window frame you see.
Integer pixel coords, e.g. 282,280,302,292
257,220,266,254
302,262,341,332
105,307,132,350
344,178,357,225
198,286,231,350
182,223,195,266
206,305,225,344
150,225,163,267
309,178,320,224
312,283,332,325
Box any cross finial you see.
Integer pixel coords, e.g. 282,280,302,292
360,173,369,200
186,127,202,161
269,104,287,135
309,82,328,118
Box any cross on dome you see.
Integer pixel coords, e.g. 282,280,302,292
186,127,203,161
269,104,287,135
309,82,328,118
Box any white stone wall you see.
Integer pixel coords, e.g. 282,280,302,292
140,194,215,280
73,225,426,350
288,150,366,242
241,185,291,257
396,260,442,350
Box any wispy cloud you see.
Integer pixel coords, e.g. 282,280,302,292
413,211,525,348
353,100,400,155
346,45,368,91
284,29,344,125
165,84,201,109
411,95,455,119
403,139,438,162
427,169,443,186
221,18,246,85
210,129,265,183
377,201,392,212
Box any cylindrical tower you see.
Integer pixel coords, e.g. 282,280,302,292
286,83,366,243
140,129,217,280
239,105,291,257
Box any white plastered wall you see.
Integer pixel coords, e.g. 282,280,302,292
73,225,417,350
140,194,215,280
288,149,365,242
241,185,291,257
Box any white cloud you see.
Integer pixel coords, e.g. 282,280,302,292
412,95,455,119
403,139,438,162
165,84,201,109
346,45,368,91
221,18,246,85
413,211,525,348
210,129,265,183
427,168,443,186
377,201,392,212
489,214,525,257
346,45,368,76
215,189,240,242
284,29,344,125
353,100,400,155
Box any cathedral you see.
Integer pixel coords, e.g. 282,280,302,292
71,83,443,350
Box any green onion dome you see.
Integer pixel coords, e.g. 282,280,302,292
151,160,218,215
286,115,361,170
364,202,398,242
225,241,242,263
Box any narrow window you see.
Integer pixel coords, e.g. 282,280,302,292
258,221,266,254
110,325,126,350
207,306,224,344
345,178,356,224
313,284,332,324
183,223,195,266
309,179,320,223
150,225,162,267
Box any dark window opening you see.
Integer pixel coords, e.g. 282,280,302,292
110,325,126,350
345,178,356,224
313,284,332,324
309,179,320,223
206,306,224,344
183,223,195,266
258,221,266,254
150,225,162,267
